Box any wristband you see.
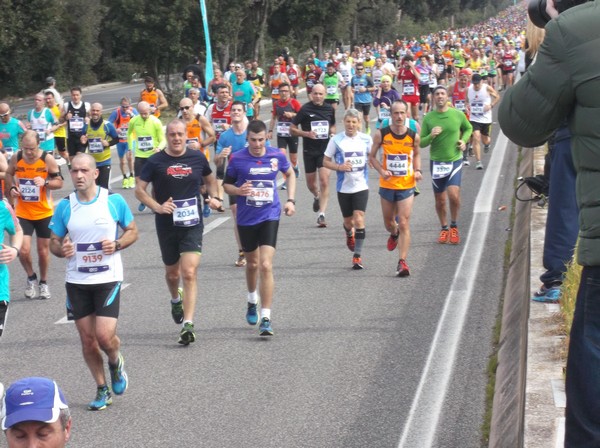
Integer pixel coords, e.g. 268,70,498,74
415,169,422,173
286,199,296,205
10,186,18,192
11,246,20,257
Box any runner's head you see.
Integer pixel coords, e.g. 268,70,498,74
310,84,326,106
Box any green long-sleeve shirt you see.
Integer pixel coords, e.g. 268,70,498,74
420,108,473,162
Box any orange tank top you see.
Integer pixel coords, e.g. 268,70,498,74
379,127,416,190
141,89,160,117
14,152,54,220
185,118,209,160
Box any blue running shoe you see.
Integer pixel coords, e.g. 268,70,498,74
138,202,146,212
171,288,184,324
259,317,273,336
203,203,211,218
88,386,112,411
246,302,258,325
532,286,561,303
178,322,196,345
293,165,300,178
109,353,128,395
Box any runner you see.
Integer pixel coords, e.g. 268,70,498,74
350,63,375,135
44,91,68,162
291,84,336,227
268,82,302,178
49,153,137,411
136,120,221,345
108,97,138,189
222,120,296,336
398,55,421,121
319,62,345,112
26,94,58,155
466,73,499,170
0,102,27,161
5,131,63,299
60,87,90,167
420,86,473,245
369,101,422,276
373,75,401,129
323,108,371,269
139,76,168,118
0,200,23,337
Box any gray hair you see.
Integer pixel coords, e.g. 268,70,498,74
344,108,361,120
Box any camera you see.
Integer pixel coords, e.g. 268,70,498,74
528,0,590,28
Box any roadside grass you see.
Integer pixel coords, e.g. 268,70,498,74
558,250,581,367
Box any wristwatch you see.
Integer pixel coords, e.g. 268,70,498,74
114,240,122,251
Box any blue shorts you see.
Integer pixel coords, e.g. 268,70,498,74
379,187,415,202
430,159,462,193
116,142,130,159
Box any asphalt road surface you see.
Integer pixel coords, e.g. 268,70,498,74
1,87,516,448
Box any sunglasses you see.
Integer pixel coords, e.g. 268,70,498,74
179,106,191,111
0,112,9,118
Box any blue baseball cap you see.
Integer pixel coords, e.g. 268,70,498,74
1,377,68,430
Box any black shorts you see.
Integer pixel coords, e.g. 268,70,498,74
324,99,340,105
67,134,85,157
470,121,492,137
66,281,121,320
157,224,203,266
19,216,51,238
277,136,299,154
96,165,111,189
303,151,324,174
354,102,371,116
419,85,430,103
134,157,150,177
238,219,279,252
55,136,66,152
337,189,369,218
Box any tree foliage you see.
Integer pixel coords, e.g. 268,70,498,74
0,0,516,97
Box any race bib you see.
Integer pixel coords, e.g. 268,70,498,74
310,121,329,139
385,154,408,176
288,73,297,81
76,242,109,273
326,85,337,95
471,102,485,115
307,79,315,88
88,138,104,154
378,107,391,120
186,138,199,149
117,125,128,139
137,136,154,151
454,100,466,112
18,178,40,202
432,161,454,179
277,122,291,137
420,73,430,84
69,117,84,132
213,118,227,133
246,180,274,207
344,151,366,171
32,127,46,142
173,197,200,227
354,82,365,94
271,88,279,96
403,82,415,95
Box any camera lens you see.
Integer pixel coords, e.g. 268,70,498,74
528,0,551,28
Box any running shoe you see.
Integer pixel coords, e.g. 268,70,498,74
312,196,320,213
178,322,196,345
532,284,551,297
246,302,258,325
352,257,364,270
88,386,112,411
109,353,128,395
38,283,51,300
281,182,287,190
449,226,460,244
24,278,38,299
365,127,371,135
235,251,247,267
138,202,146,212
259,317,274,336
476,161,484,170
127,177,135,189
0,301,8,337
468,144,474,158
293,165,300,178
484,144,491,153
171,288,184,324
532,286,561,303
202,203,212,218
438,228,450,244
463,159,470,167
387,232,399,251
122,177,128,189
346,231,355,252
396,259,410,277
317,214,327,228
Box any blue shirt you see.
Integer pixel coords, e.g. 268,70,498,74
216,128,248,155
0,200,17,302
350,75,374,104
0,118,26,155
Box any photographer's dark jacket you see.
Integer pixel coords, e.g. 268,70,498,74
498,1,600,267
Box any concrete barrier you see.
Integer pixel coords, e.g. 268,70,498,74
489,148,532,447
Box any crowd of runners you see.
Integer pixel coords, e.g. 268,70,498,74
0,3,527,423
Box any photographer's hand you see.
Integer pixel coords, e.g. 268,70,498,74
546,0,559,19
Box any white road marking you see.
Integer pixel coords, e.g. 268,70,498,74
203,217,230,234
397,132,509,447
55,283,131,324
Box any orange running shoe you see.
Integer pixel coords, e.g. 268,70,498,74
438,228,450,244
449,226,460,244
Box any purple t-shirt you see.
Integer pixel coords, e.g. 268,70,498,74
224,146,290,226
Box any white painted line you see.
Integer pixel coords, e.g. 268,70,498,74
555,417,565,448
397,132,509,448
547,303,560,313
55,283,130,324
203,217,230,234
551,379,566,408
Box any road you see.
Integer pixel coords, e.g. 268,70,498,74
1,88,516,447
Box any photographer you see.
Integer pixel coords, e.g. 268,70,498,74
498,1,600,446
